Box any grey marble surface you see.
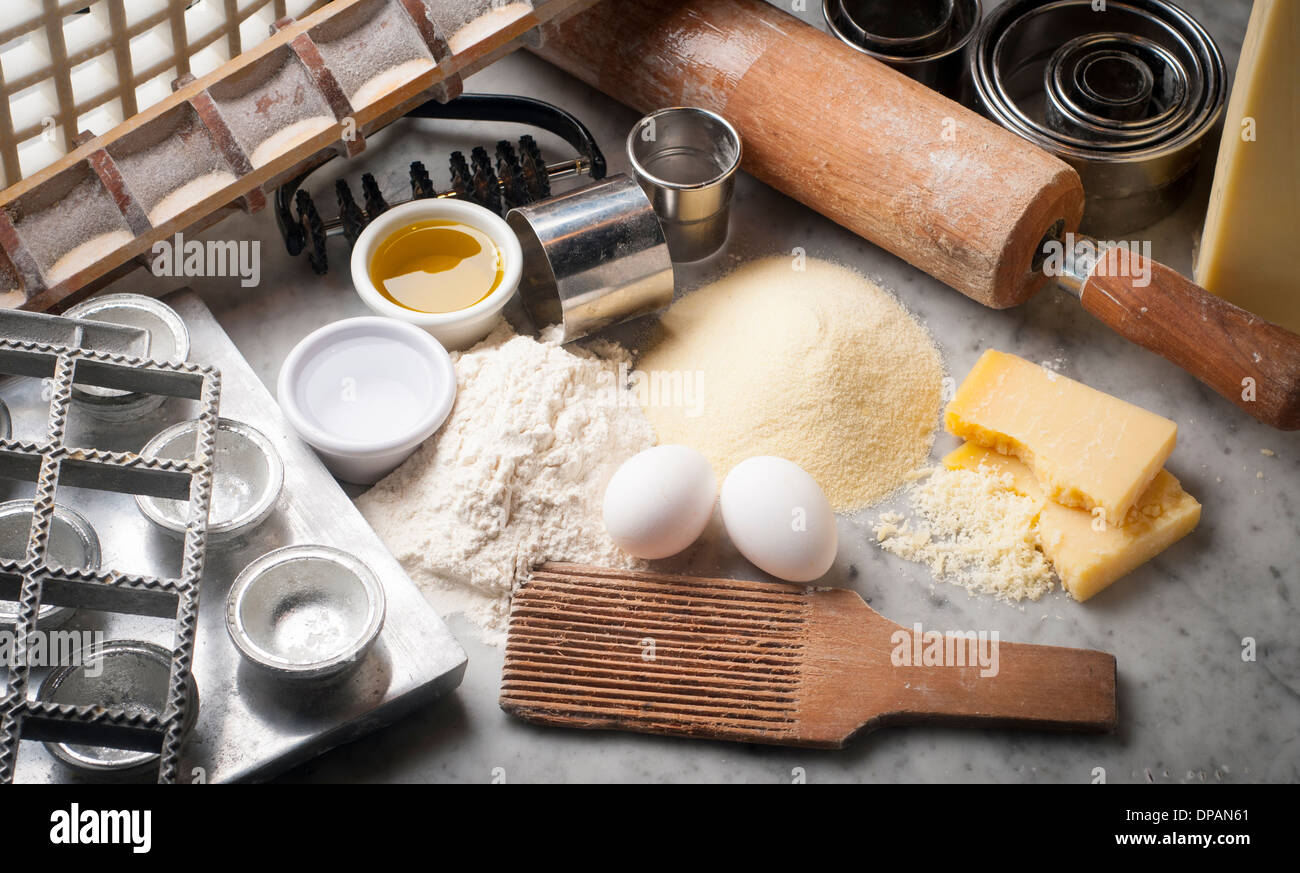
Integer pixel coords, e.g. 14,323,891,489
106,0,1298,783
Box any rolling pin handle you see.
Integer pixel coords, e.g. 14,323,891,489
1077,247,1300,431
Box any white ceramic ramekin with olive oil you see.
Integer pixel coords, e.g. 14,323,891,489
349,198,522,350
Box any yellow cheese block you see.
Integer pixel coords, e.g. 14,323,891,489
1196,0,1300,333
944,350,1177,521
944,443,1201,602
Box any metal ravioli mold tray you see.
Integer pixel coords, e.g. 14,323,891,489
0,290,467,783
0,309,149,358
0,323,221,785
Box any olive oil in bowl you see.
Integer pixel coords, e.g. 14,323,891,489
368,219,504,313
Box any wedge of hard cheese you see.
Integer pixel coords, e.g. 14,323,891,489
944,443,1201,602
945,350,1177,521
1195,0,1299,333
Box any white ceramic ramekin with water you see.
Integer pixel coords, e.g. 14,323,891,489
350,198,523,350
277,317,456,485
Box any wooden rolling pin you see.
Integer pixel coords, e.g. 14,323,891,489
533,0,1300,430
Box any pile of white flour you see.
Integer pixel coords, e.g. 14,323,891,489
357,324,654,643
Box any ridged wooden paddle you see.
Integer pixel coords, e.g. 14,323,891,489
500,564,1117,748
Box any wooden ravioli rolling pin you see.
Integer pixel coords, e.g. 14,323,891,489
533,0,1300,430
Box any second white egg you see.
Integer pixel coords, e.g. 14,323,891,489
603,445,718,559
719,456,837,583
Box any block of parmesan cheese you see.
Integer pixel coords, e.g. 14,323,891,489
1195,0,1299,333
944,443,1201,602
945,350,1177,521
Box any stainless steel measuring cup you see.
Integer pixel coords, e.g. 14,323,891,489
626,107,742,262
507,174,674,343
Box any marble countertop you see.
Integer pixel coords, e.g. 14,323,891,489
106,0,1298,783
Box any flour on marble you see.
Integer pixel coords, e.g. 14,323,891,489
357,323,654,644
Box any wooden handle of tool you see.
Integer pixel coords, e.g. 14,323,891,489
1082,249,1300,430
533,0,1085,309
882,641,1118,733
803,593,1118,744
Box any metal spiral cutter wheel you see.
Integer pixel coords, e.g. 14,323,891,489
970,0,1225,236
277,93,607,274
0,314,220,784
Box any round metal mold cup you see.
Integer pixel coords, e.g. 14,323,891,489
62,294,190,422
824,0,982,99
0,499,101,630
226,545,386,684
135,418,284,544
0,398,11,440
38,640,199,780
626,108,742,263
507,175,675,343
349,198,523,351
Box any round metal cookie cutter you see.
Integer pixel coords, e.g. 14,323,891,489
824,0,983,99
508,174,674,343
969,0,1225,236
625,108,742,263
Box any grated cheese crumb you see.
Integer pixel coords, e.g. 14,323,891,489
872,467,1056,602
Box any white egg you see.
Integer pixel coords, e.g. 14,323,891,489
720,456,837,583
603,445,718,559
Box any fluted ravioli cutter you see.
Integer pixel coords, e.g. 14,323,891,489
0,312,221,783
501,565,1117,747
